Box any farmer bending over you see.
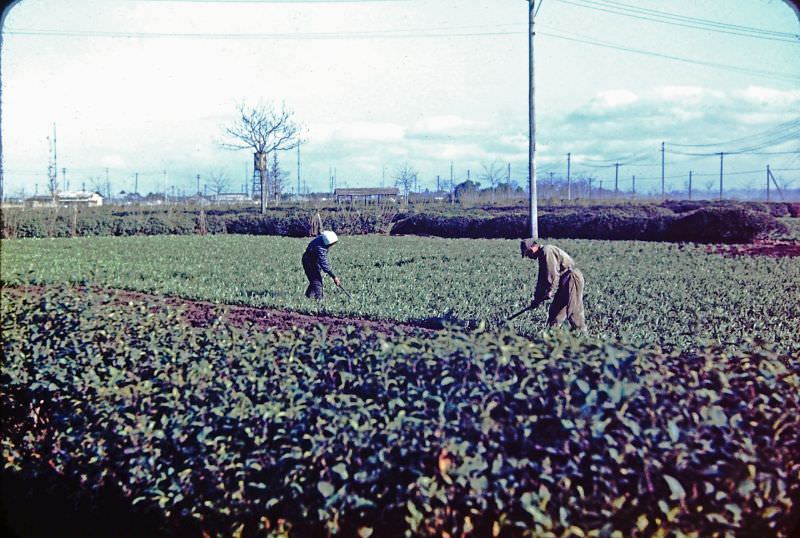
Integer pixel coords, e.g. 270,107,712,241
303,230,341,300
520,239,587,334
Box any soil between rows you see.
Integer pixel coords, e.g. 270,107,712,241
2,285,439,336
4,239,796,335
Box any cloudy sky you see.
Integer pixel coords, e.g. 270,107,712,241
1,0,799,197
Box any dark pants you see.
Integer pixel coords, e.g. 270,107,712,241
302,252,323,300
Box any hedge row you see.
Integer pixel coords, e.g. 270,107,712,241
2,287,799,537
2,201,794,242
1,206,400,240
390,206,788,243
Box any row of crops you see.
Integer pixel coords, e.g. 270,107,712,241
2,286,799,537
2,235,799,352
2,233,799,536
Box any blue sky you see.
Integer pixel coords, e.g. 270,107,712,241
1,0,798,197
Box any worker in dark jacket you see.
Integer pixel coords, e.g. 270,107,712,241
520,238,587,333
302,230,341,300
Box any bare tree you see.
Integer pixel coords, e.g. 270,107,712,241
480,160,505,204
221,101,300,214
268,152,289,203
209,170,231,199
394,164,417,206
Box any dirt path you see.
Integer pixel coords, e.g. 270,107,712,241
706,239,800,258
2,285,436,337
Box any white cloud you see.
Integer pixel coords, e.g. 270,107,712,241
308,121,405,143
736,86,800,106
408,115,486,137
655,86,724,102
588,90,639,110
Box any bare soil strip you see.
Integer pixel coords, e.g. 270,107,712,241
2,285,434,337
705,239,800,258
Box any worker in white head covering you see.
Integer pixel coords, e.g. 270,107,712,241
302,230,341,300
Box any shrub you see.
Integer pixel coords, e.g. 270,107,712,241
2,287,799,537
664,207,788,243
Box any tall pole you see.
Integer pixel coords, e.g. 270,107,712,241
614,162,619,195
719,152,724,200
688,170,692,200
632,175,636,198
566,152,571,201
527,0,538,239
660,141,665,199
297,143,301,199
450,161,454,204
766,165,770,202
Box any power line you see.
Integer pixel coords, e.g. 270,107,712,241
554,0,800,43
665,118,800,155
5,22,797,82
667,118,800,148
537,29,800,83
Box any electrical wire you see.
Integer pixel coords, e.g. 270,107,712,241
554,0,800,43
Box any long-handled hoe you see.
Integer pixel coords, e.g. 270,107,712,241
505,300,543,322
336,281,353,299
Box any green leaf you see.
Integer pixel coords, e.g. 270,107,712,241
332,463,349,480
663,474,686,500
317,481,335,498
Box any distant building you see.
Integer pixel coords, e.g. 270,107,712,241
58,191,104,207
186,194,213,206
25,191,104,208
119,192,145,205
214,192,250,204
335,187,399,205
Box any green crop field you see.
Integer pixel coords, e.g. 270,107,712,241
2,234,799,351
2,234,799,537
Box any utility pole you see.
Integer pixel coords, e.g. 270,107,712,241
660,142,665,199
450,161,454,204
719,152,724,200
688,171,692,200
766,165,770,201
53,124,58,191
614,162,619,195
767,165,784,200
196,174,200,194
163,169,168,203
566,152,571,201
632,175,636,198
134,172,139,194
527,0,539,239
297,143,301,199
